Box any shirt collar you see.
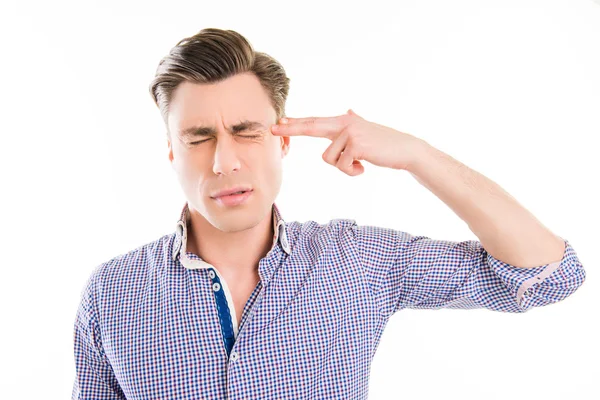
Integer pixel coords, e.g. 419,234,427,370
172,202,291,267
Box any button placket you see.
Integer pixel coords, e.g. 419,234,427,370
208,266,240,357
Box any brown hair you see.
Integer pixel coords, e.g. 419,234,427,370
149,28,290,138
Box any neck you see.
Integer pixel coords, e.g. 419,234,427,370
185,206,275,276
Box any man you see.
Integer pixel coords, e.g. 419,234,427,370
72,28,586,399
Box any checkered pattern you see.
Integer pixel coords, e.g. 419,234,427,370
72,202,586,399
171,202,292,359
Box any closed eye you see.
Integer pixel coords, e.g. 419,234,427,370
190,134,262,145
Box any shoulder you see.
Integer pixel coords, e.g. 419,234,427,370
283,218,359,250
85,232,175,291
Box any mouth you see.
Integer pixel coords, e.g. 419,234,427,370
211,187,253,199
211,189,254,206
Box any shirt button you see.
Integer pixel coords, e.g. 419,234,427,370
208,270,216,279
230,351,239,361
212,282,221,292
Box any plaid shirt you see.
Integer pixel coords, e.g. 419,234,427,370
72,202,586,399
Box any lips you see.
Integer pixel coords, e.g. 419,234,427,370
211,189,253,207
211,187,253,198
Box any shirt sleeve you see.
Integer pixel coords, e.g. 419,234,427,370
72,269,126,400
348,222,586,316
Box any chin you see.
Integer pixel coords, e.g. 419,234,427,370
214,217,259,233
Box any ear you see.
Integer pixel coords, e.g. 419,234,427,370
167,134,174,167
280,135,290,158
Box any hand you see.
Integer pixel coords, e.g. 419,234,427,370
270,109,425,176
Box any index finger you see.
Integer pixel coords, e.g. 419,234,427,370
270,115,345,139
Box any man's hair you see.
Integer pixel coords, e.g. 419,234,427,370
149,28,290,138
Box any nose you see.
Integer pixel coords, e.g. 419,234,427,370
212,134,241,176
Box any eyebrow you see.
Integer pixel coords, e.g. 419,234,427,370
179,120,268,139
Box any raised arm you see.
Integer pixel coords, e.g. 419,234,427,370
350,222,585,316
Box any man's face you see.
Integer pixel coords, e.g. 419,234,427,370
167,72,290,233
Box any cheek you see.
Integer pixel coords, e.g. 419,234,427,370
176,151,208,184
259,144,284,184
265,136,285,159
256,140,283,168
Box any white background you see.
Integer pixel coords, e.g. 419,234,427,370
1,0,598,399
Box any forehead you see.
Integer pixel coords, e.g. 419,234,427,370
168,72,276,133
